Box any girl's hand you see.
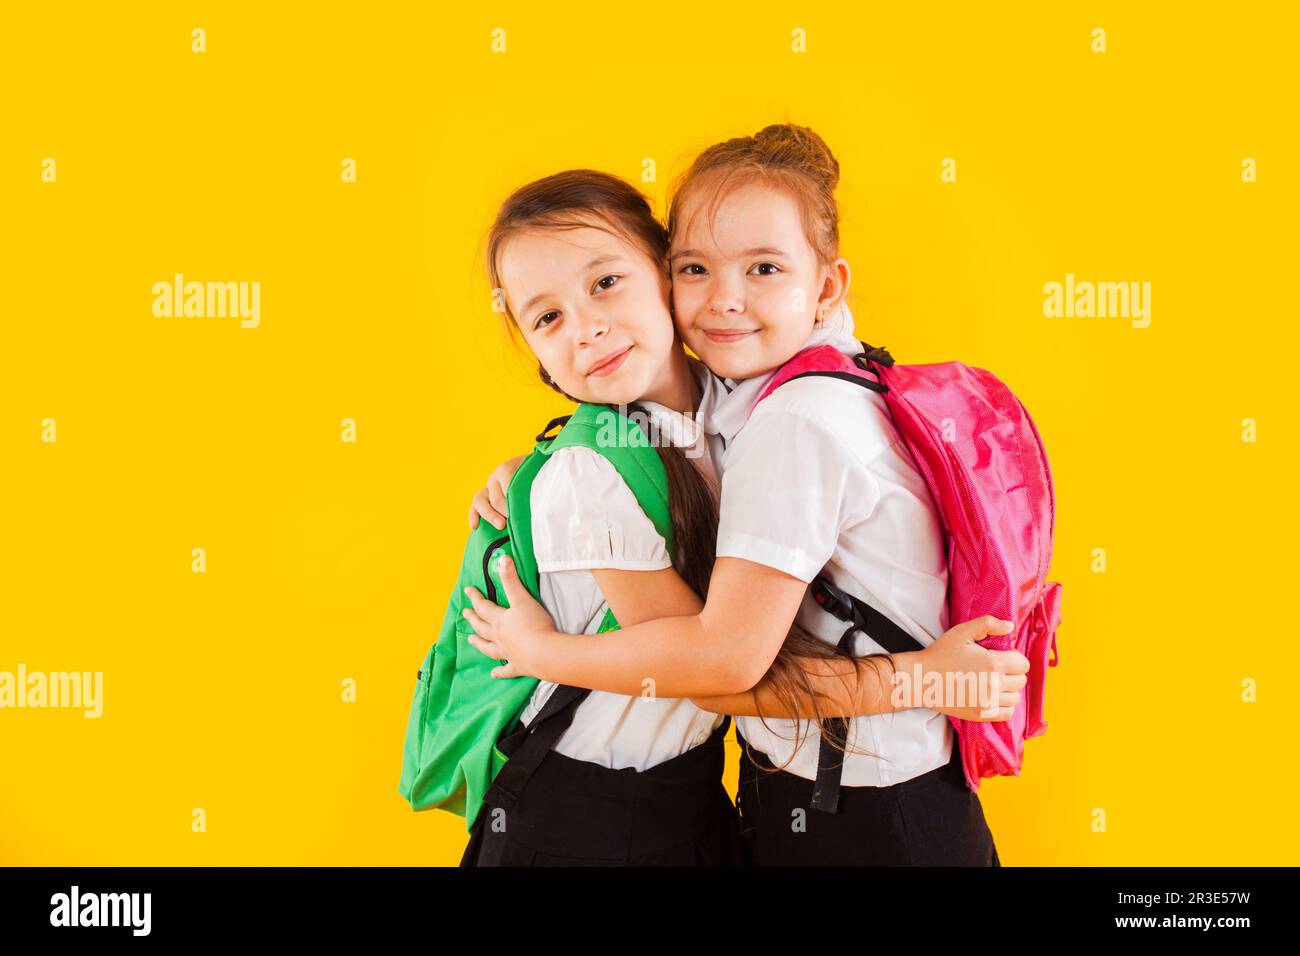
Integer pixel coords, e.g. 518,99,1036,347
467,455,527,530
903,616,1030,721
462,554,557,679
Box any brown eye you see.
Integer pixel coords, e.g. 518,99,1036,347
750,262,781,276
593,274,620,292
534,311,560,330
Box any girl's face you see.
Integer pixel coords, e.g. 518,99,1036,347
500,222,677,406
670,180,849,381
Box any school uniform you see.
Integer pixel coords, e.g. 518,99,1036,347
701,305,1000,866
461,357,746,867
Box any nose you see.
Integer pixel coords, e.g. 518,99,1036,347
571,306,609,348
707,273,744,317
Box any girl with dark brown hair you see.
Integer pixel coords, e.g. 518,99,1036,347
459,168,744,865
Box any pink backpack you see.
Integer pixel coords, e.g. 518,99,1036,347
753,342,1061,805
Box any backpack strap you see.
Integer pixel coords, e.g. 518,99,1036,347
754,342,891,407
482,682,589,810
811,577,928,655
534,415,571,442
544,403,675,549
471,580,626,859
755,348,927,815
493,404,662,614
471,406,673,841
471,682,590,865
807,577,927,814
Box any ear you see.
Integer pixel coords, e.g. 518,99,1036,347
816,258,852,318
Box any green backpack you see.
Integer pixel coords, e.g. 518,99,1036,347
398,403,674,829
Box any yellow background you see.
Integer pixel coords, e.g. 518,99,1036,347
2,2,1295,865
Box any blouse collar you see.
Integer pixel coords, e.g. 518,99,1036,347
632,353,723,452
704,302,863,446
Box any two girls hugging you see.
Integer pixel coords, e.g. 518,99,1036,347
457,124,1029,867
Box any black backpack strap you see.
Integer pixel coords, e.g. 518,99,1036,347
807,576,927,814
810,623,858,814
782,369,888,394
767,356,925,813
769,347,896,399
811,577,928,655
470,682,590,865
482,683,590,810
856,342,895,368
535,415,572,442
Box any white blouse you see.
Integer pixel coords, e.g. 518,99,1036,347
704,304,954,788
517,358,727,771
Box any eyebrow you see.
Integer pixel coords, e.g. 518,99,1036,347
518,255,627,316
669,247,788,261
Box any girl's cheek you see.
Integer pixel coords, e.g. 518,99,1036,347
670,292,698,330
784,281,816,319
754,283,796,323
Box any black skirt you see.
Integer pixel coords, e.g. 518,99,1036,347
735,728,1001,866
461,716,746,867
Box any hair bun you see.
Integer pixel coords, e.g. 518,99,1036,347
755,123,840,190
668,121,843,265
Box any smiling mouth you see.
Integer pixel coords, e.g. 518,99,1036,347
587,346,633,377
701,329,757,344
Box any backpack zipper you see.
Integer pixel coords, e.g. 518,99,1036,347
482,536,509,604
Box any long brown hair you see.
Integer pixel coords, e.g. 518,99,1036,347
484,169,719,601
669,124,894,769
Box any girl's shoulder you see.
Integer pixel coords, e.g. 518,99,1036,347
741,374,898,466
531,445,630,512
529,446,670,572
531,403,642,511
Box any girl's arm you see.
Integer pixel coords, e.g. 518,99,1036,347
589,577,1028,721
464,446,716,668
465,556,1027,717
591,565,703,626
466,554,805,697
462,465,964,715
690,654,907,718
690,615,1026,721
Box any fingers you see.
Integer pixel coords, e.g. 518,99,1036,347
466,632,500,659
497,555,528,607
995,650,1030,675
986,690,1022,716
467,501,479,530
970,668,1025,720
973,705,1017,722
1000,672,1028,692
470,489,506,531
463,585,488,612
487,477,508,520
496,456,526,489
981,615,1015,636
477,458,521,532
948,615,1015,644
462,605,490,636
463,586,499,629
466,633,516,678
